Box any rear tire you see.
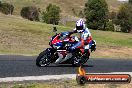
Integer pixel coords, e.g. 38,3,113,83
72,56,82,67
72,50,90,67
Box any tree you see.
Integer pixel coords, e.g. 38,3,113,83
0,1,1,7
84,0,108,30
0,2,14,15
105,20,114,31
42,4,61,25
20,6,39,21
129,0,132,4
116,3,132,33
109,11,117,20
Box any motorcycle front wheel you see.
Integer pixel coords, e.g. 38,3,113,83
36,50,51,67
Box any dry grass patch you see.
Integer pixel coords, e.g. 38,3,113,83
0,79,132,88
1,0,122,17
91,45,132,59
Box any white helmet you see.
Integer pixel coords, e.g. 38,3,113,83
76,19,85,33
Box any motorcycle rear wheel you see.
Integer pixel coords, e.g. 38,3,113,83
72,50,90,67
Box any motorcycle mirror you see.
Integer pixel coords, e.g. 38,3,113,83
53,27,57,32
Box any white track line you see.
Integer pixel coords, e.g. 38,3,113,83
0,72,132,82
0,74,76,82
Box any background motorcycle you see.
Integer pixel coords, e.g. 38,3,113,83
36,27,96,67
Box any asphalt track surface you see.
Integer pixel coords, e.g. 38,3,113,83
0,55,132,78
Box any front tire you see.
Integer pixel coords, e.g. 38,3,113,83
36,50,51,67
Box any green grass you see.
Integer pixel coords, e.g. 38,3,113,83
59,21,75,28
0,14,132,58
0,14,70,55
91,30,132,48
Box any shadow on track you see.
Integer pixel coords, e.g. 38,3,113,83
43,64,93,67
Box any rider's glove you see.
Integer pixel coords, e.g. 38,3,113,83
91,40,96,52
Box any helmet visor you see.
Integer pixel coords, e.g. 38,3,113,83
76,26,83,31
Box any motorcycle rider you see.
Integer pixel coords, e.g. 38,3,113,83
55,19,96,64
69,19,94,53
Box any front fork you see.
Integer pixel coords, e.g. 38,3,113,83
84,49,90,57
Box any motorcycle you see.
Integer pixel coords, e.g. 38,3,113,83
36,27,96,67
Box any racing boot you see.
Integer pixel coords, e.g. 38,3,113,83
60,53,72,63
55,52,63,64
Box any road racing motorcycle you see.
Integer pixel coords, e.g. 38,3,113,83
36,28,96,67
